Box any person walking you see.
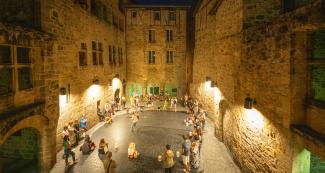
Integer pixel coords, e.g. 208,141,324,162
63,136,77,165
182,135,191,173
163,144,174,173
131,113,139,132
103,152,117,173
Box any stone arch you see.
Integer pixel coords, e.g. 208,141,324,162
0,115,54,173
218,99,230,142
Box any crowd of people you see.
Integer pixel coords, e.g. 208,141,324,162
61,93,207,173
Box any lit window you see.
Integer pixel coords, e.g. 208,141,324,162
309,30,325,103
148,51,156,64
166,30,173,42
149,30,156,43
166,50,174,64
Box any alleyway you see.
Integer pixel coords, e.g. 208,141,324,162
50,107,241,173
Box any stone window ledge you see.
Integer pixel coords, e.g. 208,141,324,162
291,124,325,144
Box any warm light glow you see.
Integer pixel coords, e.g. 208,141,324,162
244,108,264,130
59,95,67,107
213,87,222,103
88,84,101,100
205,81,211,90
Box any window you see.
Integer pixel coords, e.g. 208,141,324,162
118,47,123,65
119,18,124,32
166,30,173,42
98,42,103,65
148,51,156,64
153,11,160,21
166,50,174,64
132,11,137,18
79,43,87,66
309,30,325,103
91,41,103,66
282,0,315,12
168,11,176,21
113,46,116,65
149,30,156,43
154,87,160,95
92,41,98,65
109,45,113,65
0,45,33,94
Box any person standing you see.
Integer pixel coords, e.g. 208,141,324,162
73,120,80,146
63,136,77,165
103,152,117,173
181,135,191,173
80,115,87,131
163,144,174,173
98,138,109,161
131,113,139,132
173,97,177,112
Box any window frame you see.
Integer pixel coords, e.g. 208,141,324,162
307,31,325,107
79,43,87,66
166,50,174,64
153,10,161,21
148,51,156,64
0,44,34,95
149,30,156,43
166,29,173,42
168,11,176,21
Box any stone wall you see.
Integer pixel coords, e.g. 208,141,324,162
125,7,188,98
40,0,127,149
191,0,325,172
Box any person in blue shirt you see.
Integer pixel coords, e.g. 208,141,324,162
80,115,87,131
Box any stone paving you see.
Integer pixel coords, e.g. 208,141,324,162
50,106,241,173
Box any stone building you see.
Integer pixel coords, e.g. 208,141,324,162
190,0,325,172
125,4,189,98
0,0,126,172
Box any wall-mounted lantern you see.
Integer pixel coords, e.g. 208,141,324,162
244,95,256,109
206,76,211,82
59,87,67,95
93,78,100,85
115,74,120,79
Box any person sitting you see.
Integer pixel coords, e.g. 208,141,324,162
128,142,138,159
80,134,96,154
105,112,113,124
80,115,88,131
97,107,105,122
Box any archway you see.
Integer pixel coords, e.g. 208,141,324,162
0,128,40,173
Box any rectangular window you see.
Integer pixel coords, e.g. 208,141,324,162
92,41,98,65
0,45,34,94
79,43,87,66
153,11,160,21
166,30,173,42
149,30,156,43
154,87,160,95
148,51,156,64
18,67,32,90
118,47,123,65
109,45,113,64
132,11,137,18
98,42,103,65
0,45,11,64
0,68,13,94
166,50,174,64
113,46,116,64
168,11,176,21
309,30,325,103
17,47,31,64
79,52,87,66
92,52,98,65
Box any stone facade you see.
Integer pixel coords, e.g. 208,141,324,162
125,5,188,98
0,0,126,172
191,0,325,173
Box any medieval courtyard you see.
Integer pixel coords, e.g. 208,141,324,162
0,0,324,173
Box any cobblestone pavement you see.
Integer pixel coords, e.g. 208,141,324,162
50,106,241,173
